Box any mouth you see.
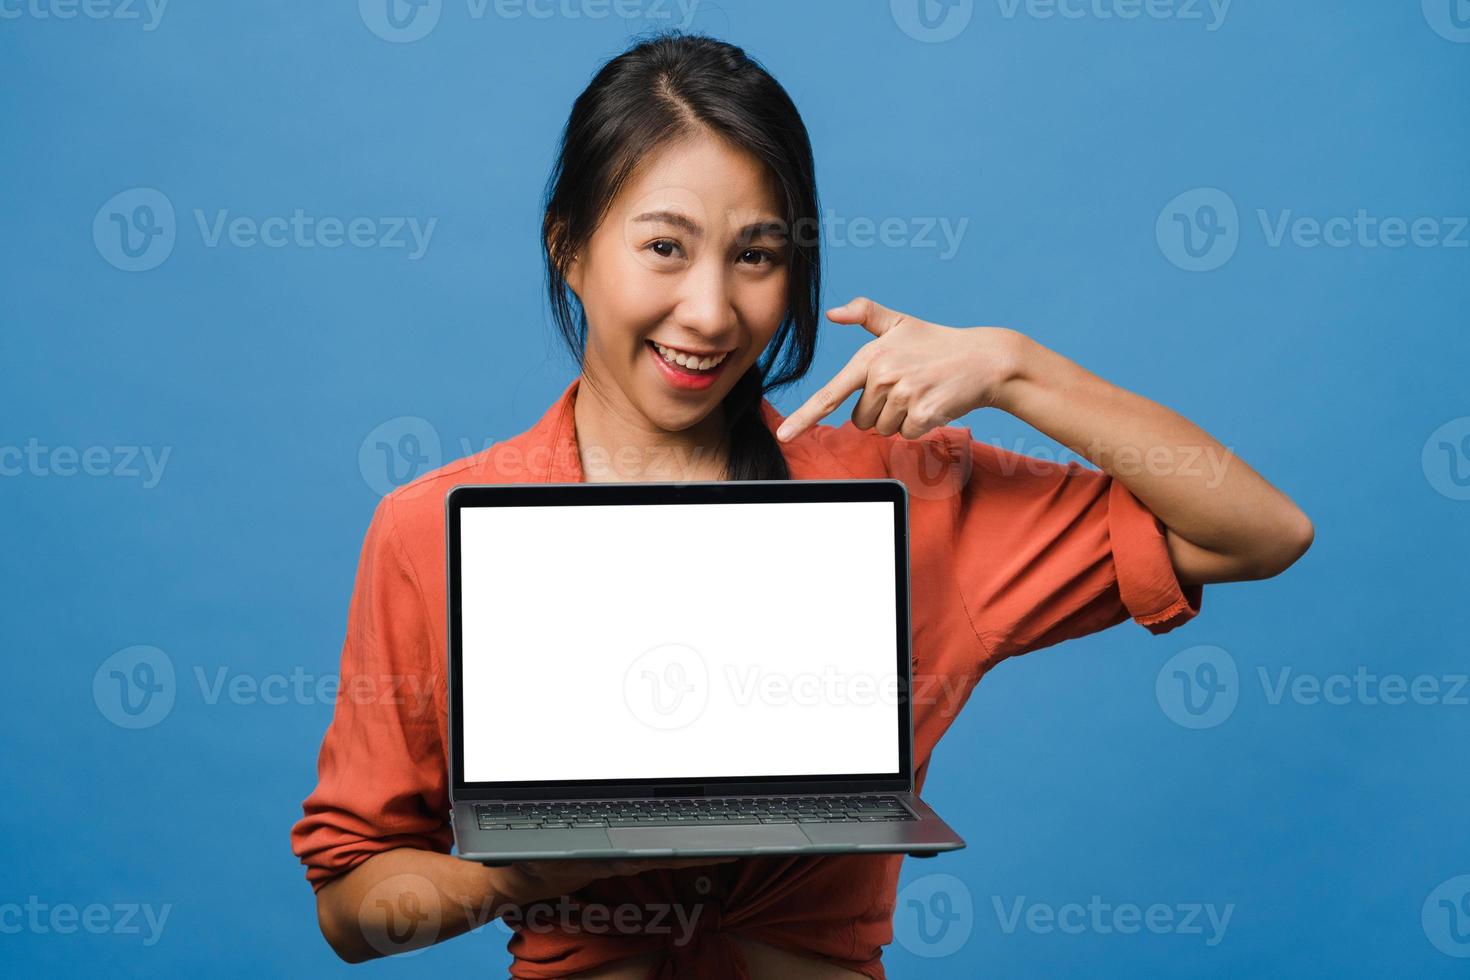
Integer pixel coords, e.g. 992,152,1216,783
646,339,734,391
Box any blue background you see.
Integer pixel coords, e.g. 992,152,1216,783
3,0,1468,975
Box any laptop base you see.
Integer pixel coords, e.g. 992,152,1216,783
452,791,964,864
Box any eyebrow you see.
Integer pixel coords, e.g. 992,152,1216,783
632,210,787,243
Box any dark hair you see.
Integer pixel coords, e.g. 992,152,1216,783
542,32,821,481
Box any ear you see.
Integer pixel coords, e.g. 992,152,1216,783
564,249,584,297
545,218,583,295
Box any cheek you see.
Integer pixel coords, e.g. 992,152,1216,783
739,273,791,343
586,251,669,342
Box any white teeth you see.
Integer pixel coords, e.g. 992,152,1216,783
653,342,728,371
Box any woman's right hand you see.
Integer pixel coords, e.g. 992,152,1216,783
318,847,736,962
491,856,739,908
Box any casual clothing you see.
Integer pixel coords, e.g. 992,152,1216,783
291,375,1202,977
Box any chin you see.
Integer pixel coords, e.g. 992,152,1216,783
644,400,718,434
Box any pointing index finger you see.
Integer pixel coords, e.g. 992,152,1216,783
775,353,870,443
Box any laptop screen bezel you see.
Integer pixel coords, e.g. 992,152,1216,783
446,478,914,801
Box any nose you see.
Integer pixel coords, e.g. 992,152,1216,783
672,255,739,345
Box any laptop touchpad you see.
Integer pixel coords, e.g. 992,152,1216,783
608,824,808,851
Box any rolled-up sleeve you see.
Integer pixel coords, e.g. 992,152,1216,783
1105,477,1203,633
290,493,451,892
944,427,1202,666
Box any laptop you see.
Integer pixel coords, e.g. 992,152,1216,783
446,478,966,864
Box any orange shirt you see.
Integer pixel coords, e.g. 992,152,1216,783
291,375,1202,978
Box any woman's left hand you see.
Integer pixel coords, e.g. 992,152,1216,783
774,297,1023,442
773,296,1314,585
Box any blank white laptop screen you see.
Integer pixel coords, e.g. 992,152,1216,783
459,500,900,784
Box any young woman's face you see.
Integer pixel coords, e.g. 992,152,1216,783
566,133,791,434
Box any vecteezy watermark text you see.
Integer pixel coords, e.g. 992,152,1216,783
1158,187,1469,272
987,436,1235,487
0,440,171,488
811,212,970,260
357,871,713,957
358,0,702,43
93,188,437,272
623,643,971,732
992,894,1234,946
194,209,436,259
995,0,1230,31
0,0,168,30
891,0,1231,43
92,645,439,729
0,897,171,946
1157,645,1470,729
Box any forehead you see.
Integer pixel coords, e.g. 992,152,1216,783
613,132,783,226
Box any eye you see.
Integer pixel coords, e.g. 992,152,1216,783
645,239,684,260
738,248,781,267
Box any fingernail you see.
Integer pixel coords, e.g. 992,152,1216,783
775,425,791,441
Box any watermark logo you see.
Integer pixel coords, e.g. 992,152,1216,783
93,645,176,730
192,666,437,714
1160,188,1468,271
622,185,970,272
359,416,443,496
94,649,440,727
622,183,712,274
987,435,1236,488
1158,648,1468,726
1423,875,1470,958
94,188,176,272
1422,417,1470,501
1156,644,1238,729
467,892,708,944
1423,0,1470,43
622,650,956,728
891,0,974,43
887,429,970,501
360,0,442,42
360,873,441,957
495,0,702,28
895,873,974,957
725,665,934,711
95,191,436,271
623,642,708,730
1157,188,1239,273
359,0,702,42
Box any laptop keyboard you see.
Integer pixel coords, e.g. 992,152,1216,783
474,795,915,831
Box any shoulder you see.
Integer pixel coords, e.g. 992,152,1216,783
784,416,980,481
371,425,552,544
782,415,956,481
788,418,1106,511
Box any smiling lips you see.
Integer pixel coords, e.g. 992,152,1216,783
646,339,733,391
650,340,731,371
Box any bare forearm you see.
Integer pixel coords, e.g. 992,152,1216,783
771,297,1312,583
314,848,735,963
993,331,1313,583
316,848,504,962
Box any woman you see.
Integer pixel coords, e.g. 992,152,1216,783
291,32,1311,978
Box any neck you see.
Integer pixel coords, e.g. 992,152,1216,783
572,372,731,483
